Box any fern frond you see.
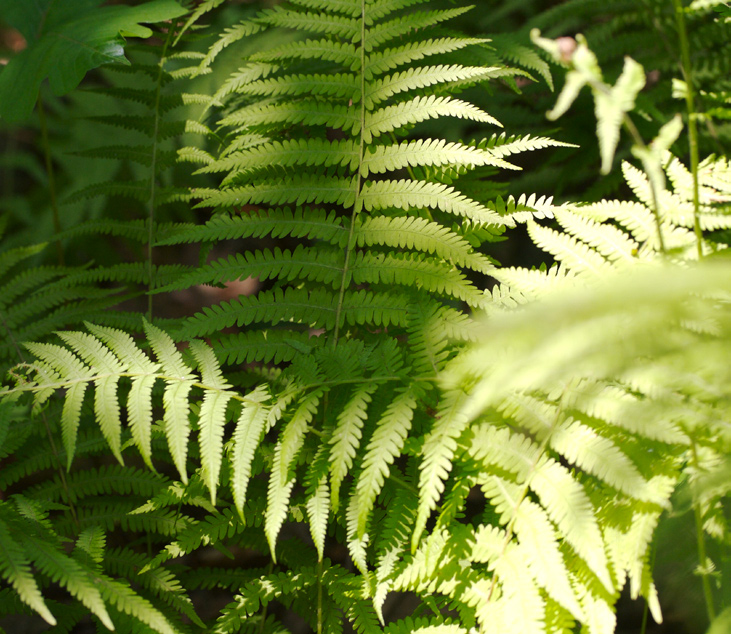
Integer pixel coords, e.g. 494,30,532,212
195,175,357,209
356,215,495,274
262,6,359,39
361,180,509,226
413,389,471,549
231,386,271,519
364,96,500,143
181,287,338,338
266,389,323,558
24,532,114,630
365,7,473,51
157,208,348,247
480,132,577,159
199,138,359,175
213,330,324,366
97,576,181,634
304,444,331,560
362,139,515,176
218,100,360,133
365,38,490,78
329,384,379,510
252,37,359,66
526,221,613,277
0,508,56,625
354,386,419,538
156,246,345,294
351,252,485,307
365,65,502,107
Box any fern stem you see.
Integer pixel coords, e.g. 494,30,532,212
621,114,667,254
37,95,65,266
147,24,177,321
689,440,717,623
258,561,274,634
316,557,323,634
332,0,368,346
672,0,704,259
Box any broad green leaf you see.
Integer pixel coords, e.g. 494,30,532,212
0,0,187,122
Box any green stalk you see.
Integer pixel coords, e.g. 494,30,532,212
621,114,666,254
147,24,177,321
690,441,717,624
672,0,704,259
317,558,323,634
332,0,367,346
37,96,65,266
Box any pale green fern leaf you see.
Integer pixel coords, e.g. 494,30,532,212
350,252,485,307
363,96,500,143
526,221,612,277
553,209,639,264
469,551,545,634
482,477,583,620
581,200,659,246
199,139,358,175
549,419,663,505
355,386,418,537
330,384,379,511
0,513,55,626
482,132,578,159
305,445,331,560
262,6,359,39
594,56,645,174
365,37,489,78
362,139,515,176
491,265,575,302
266,390,323,558
23,342,90,469
361,180,509,226
356,215,495,274
413,389,470,549
235,72,358,100
189,340,232,505
144,320,196,483
218,100,360,133
528,458,612,592
25,534,114,631
157,208,348,247
252,38,359,66
195,176,357,209
365,65,502,107
57,332,125,465
365,6,472,50
231,386,271,520
470,421,611,591
85,324,159,469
